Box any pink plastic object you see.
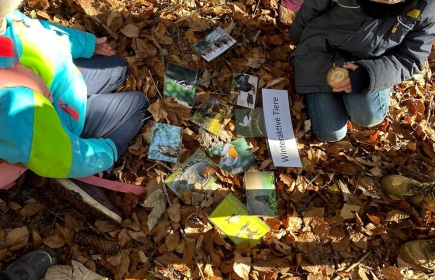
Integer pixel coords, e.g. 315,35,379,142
0,162,27,190
0,162,145,195
282,0,304,12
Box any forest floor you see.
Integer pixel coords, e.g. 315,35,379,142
1,0,435,279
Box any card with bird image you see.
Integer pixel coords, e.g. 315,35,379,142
165,149,219,200
229,73,258,109
245,171,277,217
235,109,267,137
163,63,198,107
191,98,233,136
208,193,269,247
148,122,182,163
192,27,236,62
208,138,257,175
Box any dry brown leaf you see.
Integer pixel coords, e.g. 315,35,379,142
185,30,197,44
165,230,180,252
32,229,43,250
95,220,117,233
120,24,140,38
107,11,124,32
167,203,181,222
386,210,410,222
64,214,81,230
148,98,192,125
141,189,166,231
380,267,405,280
233,252,252,279
20,202,45,217
340,204,362,220
6,226,29,252
9,201,22,211
117,228,131,246
44,234,66,249
0,249,12,261
45,260,106,280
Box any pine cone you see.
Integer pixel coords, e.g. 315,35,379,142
73,231,120,255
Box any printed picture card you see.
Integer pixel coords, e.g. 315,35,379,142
245,171,277,217
191,98,233,136
208,193,269,247
192,27,236,62
163,62,198,107
165,149,219,200
148,122,182,163
229,73,258,109
208,138,257,175
235,109,267,138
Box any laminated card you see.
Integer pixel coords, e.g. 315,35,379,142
245,171,277,217
262,89,302,167
208,193,269,247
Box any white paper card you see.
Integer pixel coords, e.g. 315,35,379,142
262,89,302,167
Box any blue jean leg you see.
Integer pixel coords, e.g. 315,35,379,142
74,55,149,156
343,90,389,127
304,90,389,142
304,92,348,142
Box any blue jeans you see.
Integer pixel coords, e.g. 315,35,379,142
304,90,389,142
73,55,150,156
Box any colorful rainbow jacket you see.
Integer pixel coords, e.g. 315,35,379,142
0,11,117,178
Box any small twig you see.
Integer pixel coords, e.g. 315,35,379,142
48,206,63,235
426,94,433,123
148,69,163,100
380,153,430,180
332,250,372,280
161,175,172,207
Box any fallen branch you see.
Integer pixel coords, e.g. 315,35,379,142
332,250,372,280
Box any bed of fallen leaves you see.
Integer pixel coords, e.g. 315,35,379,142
1,0,435,279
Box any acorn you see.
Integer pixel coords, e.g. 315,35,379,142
326,67,349,88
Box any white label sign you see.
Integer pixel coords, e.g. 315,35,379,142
262,89,302,167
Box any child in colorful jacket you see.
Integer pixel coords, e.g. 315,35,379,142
0,3,149,178
0,0,149,227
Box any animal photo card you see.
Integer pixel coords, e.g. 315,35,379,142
229,73,258,109
245,171,277,217
191,98,233,136
208,138,257,175
235,109,267,137
208,193,270,247
148,122,182,163
192,27,236,62
165,149,219,200
163,62,198,107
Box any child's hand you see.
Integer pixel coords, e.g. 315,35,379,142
94,37,115,56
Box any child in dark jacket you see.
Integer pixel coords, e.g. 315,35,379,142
290,0,435,142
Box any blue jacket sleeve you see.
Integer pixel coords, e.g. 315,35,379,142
38,21,97,59
11,10,96,59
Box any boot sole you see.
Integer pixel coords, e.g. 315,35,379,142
399,242,434,273
50,179,122,224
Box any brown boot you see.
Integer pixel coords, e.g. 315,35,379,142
399,239,435,272
381,175,435,211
